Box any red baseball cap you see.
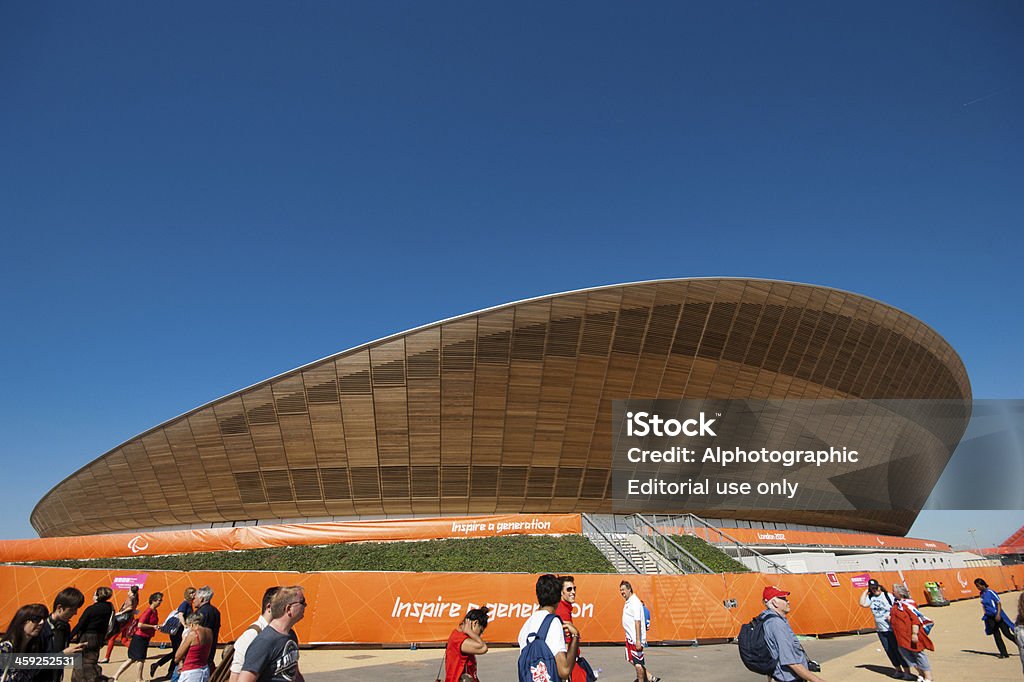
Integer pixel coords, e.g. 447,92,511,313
762,586,791,601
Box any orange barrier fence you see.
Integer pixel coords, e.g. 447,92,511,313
1,565,1017,644
678,527,952,552
0,514,581,563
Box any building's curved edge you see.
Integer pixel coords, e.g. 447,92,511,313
30,277,972,534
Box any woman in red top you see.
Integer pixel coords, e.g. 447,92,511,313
444,607,489,682
113,592,163,682
174,612,213,682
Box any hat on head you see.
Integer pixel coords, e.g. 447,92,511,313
762,586,790,601
867,579,880,588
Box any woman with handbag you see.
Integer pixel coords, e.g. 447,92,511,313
443,607,489,682
112,593,163,682
71,587,116,682
104,586,140,664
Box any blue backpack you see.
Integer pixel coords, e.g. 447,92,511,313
518,613,562,682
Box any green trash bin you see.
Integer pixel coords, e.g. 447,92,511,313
924,581,949,606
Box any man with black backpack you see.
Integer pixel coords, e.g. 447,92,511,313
739,586,826,682
517,574,580,682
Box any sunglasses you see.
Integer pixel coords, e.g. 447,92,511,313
564,587,576,592
289,600,307,607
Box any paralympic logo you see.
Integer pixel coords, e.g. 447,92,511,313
127,536,149,554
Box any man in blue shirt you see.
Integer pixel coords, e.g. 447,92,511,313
760,586,826,682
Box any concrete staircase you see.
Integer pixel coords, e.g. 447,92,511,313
586,531,663,574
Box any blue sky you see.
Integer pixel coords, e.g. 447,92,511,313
1,2,1020,547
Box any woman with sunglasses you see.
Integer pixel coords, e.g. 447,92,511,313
1,603,50,682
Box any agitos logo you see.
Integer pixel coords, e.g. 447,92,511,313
127,536,149,554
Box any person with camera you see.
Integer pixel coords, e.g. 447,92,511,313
759,586,826,682
859,579,913,679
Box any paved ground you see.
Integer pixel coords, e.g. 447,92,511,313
108,591,1023,682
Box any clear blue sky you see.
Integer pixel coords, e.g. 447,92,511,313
1,2,1020,547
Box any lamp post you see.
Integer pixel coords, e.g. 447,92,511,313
968,527,982,554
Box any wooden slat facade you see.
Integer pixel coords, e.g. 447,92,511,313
31,279,971,538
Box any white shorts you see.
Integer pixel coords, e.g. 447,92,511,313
179,667,210,682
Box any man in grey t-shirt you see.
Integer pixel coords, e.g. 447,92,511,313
760,586,826,682
238,586,306,682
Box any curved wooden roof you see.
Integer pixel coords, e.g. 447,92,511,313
31,279,971,537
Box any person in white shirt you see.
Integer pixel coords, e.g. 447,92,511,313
228,587,280,682
517,574,580,682
619,581,659,682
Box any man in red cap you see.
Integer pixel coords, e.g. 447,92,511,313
759,586,826,682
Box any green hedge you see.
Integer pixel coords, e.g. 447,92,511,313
25,535,615,573
21,534,746,574
672,535,750,573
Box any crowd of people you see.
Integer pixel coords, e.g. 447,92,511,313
850,577,1024,682
440,575,660,682
2,576,1022,682
0,585,305,682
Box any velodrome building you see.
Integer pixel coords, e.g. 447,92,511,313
31,278,971,540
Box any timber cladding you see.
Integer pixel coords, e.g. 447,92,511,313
31,278,971,538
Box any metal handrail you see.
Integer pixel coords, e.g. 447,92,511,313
675,513,791,574
581,513,643,573
629,514,714,574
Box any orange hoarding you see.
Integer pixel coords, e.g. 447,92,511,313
0,565,1017,645
0,514,581,563
680,527,952,553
